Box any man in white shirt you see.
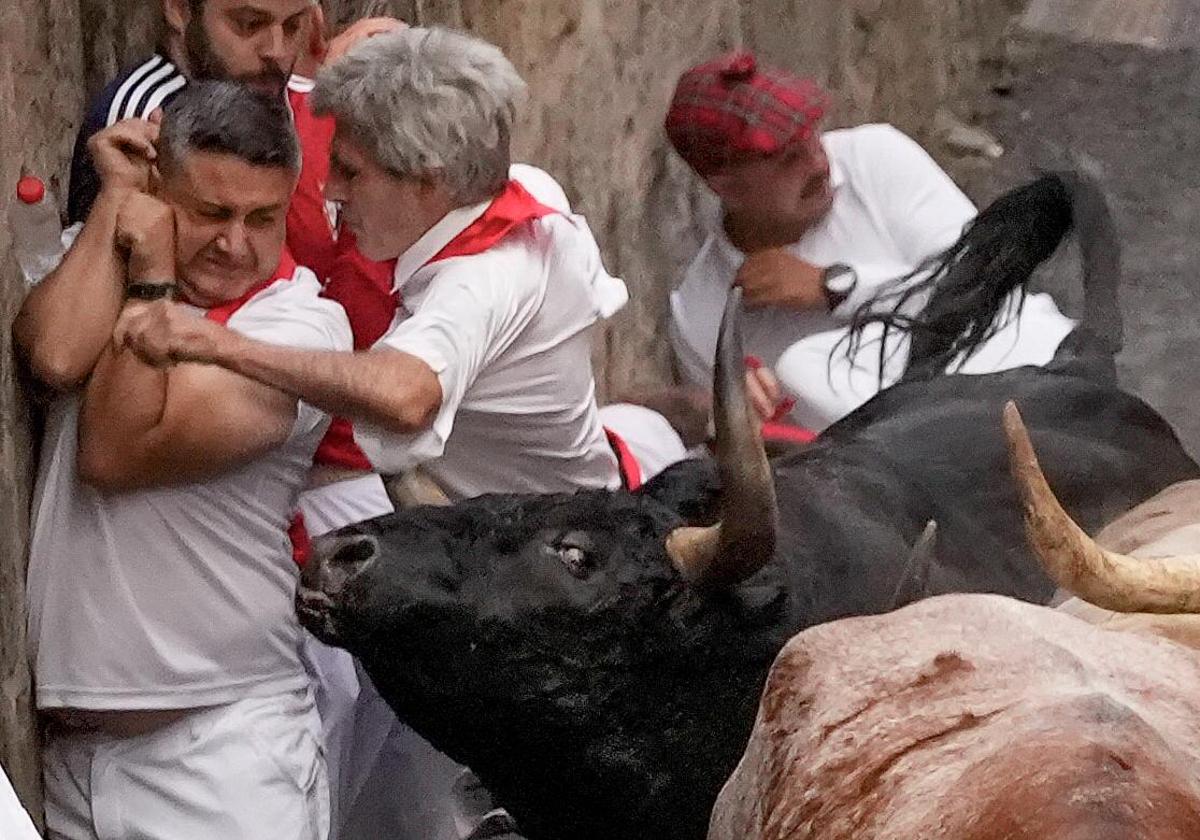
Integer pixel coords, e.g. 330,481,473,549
664,51,1076,431
16,82,351,840
112,27,629,840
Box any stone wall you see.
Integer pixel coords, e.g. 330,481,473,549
0,0,1023,821
0,0,85,822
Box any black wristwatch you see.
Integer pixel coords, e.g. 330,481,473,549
125,281,178,301
821,263,858,311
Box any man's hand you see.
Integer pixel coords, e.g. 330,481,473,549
88,117,160,193
323,17,406,65
114,301,237,368
115,192,176,281
735,248,827,311
744,357,795,423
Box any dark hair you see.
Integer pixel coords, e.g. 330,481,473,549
159,80,301,174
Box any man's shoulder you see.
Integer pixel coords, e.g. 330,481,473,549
230,267,353,351
824,123,918,157
84,54,188,132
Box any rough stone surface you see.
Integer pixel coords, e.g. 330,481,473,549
963,32,1200,455
0,0,86,824
0,0,1024,822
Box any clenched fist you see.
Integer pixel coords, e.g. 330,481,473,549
89,117,161,194
114,300,234,368
735,248,826,311
115,192,176,281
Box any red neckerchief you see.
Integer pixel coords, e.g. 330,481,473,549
426,179,557,265
205,248,299,326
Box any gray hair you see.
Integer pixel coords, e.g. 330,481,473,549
159,80,301,174
311,27,526,205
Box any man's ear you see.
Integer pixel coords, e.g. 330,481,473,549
703,171,735,202
148,164,164,197
162,0,193,37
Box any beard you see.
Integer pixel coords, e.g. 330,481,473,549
183,17,290,97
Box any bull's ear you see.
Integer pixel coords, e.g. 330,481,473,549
637,459,721,525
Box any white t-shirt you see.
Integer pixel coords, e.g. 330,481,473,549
27,268,352,710
354,165,629,500
669,123,1074,393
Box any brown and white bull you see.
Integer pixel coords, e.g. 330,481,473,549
710,405,1200,840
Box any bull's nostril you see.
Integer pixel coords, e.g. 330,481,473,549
305,533,381,596
334,534,380,570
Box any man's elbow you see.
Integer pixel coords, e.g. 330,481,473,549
380,375,442,434
15,322,91,392
26,348,92,393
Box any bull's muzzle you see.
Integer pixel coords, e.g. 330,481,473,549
296,533,381,643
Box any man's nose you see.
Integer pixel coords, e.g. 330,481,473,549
324,173,348,203
259,25,289,66
217,221,251,256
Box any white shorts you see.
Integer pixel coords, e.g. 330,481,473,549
43,690,328,840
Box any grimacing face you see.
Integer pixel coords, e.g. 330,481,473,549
171,0,313,96
158,150,296,308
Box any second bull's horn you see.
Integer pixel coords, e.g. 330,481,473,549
667,288,779,587
1004,400,1200,613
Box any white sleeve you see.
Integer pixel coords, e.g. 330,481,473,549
355,250,545,472
862,125,977,265
831,125,977,317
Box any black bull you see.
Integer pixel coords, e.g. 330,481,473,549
299,176,1199,840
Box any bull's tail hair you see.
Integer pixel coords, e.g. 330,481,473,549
840,172,1120,384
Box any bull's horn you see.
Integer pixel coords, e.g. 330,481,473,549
668,288,779,586
386,467,451,508
888,520,938,610
1004,401,1200,613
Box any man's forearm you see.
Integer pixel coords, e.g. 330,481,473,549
13,189,128,389
215,334,441,434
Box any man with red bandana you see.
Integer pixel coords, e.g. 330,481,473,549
665,51,1076,432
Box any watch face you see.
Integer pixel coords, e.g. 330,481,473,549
824,264,858,295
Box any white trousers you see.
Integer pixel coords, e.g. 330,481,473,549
1,764,40,840
775,292,1076,432
42,689,328,840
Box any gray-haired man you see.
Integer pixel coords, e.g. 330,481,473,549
17,81,351,840
111,26,629,840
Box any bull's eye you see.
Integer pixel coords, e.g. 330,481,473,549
552,531,596,579
560,546,589,578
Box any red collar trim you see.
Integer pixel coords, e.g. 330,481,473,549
205,249,299,326
425,180,558,266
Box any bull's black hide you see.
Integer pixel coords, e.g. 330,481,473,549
302,369,1197,840
299,174,1199,840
